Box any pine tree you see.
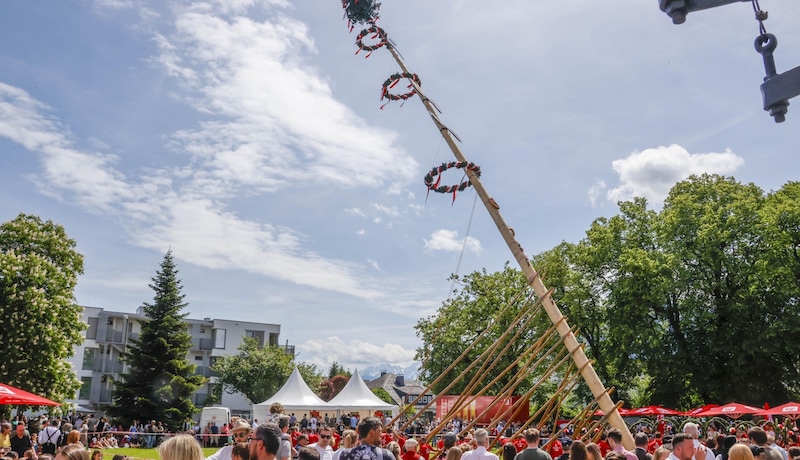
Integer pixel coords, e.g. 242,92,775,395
107,250,203,430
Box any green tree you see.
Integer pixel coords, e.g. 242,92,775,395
297,363,325,395
210,338,323,404
328,361,352,378
0,214,85,407
107,251,203,430
414,265,554,397
539,175,800,407
371,387,395,405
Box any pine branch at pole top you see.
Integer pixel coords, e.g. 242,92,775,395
352,25,635,449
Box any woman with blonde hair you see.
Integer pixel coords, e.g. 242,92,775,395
55,444,89,460
728,444,755,460
333,430,359,460
386,441,401,460
586,443,603,460
158,434,203,460
653,447,670,460
446,447,463,460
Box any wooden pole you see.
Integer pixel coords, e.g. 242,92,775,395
383,41,635,450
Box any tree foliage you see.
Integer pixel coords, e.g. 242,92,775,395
0,214,85,406
319,375,350,402
211,339,325,404
414,265,555,398
329,361,352,378
418,175,800,408
536,175,800,407
371,387,395,405
107,251,203,430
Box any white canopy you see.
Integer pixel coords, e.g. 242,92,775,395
328,369,399,412
252,367,332,422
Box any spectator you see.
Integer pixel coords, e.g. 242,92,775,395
159,434,203,460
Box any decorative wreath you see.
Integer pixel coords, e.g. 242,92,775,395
355,26,388,57
424,161,481,194
342,0,381,31
381,72,421,101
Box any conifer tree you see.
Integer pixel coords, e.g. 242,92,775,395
107,250,203,430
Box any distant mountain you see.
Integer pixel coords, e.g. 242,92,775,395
360,362,421,382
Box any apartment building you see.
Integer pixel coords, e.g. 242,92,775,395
68,306,295,417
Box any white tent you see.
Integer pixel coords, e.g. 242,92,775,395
328,369,399,413
252,367,332,422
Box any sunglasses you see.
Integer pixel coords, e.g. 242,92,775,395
234,432,249,438
320,434,332,439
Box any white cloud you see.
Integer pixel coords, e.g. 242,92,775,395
588,179,606,208
602,144,745,205
0,1,424,302
423,229,482,255
157,3,419,195
367,258,380,271
299,336,416,371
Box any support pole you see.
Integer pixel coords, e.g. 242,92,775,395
383,42,635,450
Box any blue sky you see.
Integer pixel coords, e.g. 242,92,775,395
2,0,799,373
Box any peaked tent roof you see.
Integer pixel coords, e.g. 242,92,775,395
328,369,398,411
253,367,332,418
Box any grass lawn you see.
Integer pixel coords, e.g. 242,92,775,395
96,447,220,460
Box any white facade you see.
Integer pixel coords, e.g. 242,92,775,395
67,306,294,417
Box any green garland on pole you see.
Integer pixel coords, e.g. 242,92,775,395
355,26,388,57
381,72,421,102
342,0,381,31
424,161,481,194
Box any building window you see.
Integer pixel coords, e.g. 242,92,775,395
194,355,203,361
245,330,265,347
213,329,226,349
82,348,97,370
200,328,206,333
78,377,91,400
86,317,98,340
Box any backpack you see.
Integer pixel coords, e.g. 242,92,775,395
41,427,59,454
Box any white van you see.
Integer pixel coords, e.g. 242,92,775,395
199,406,231,436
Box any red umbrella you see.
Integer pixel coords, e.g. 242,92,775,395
0,383,60,406
629,405,683,416
757,402,800,419
593,408,631,416
694,402,762,418
684,404,719,417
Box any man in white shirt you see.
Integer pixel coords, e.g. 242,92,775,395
206,419,252,460
461,429,499,460
683,423,713,460
308,426,334,460
668,433,696,460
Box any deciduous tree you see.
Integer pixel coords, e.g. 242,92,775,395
0,214,85,408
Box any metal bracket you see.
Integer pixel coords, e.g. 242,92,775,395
755,33,800,122
760,66,800,123
658,0,749,24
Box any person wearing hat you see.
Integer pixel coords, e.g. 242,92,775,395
437,434,457,460
207,419,253,460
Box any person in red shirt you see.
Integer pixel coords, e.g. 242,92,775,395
549,439,564,459
402,439,423,460
419,441,432,460
647,433,663,454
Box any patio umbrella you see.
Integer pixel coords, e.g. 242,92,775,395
593,408,631,416
757,402,800,420
0,383,60,406
684,404,719,417
629,405,683,416
694,402,762,418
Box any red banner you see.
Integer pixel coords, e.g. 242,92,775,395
435,396,529,425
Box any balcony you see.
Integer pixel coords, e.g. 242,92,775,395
191,338,213,351
195,366,213,378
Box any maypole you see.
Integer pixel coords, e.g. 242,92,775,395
339,0,634,449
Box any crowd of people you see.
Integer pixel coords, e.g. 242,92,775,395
4,405,800,460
